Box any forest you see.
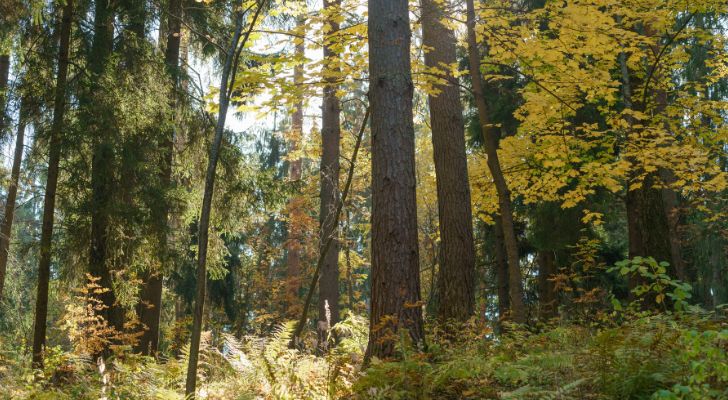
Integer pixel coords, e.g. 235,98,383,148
0,0,726,398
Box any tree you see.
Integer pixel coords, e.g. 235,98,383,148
0,98,28,301
0,52,8,134
464,0,526,323
317,0,342,350
185,1,266,396
31,0,73,367
285,10,306,319
365,0,425,360
85,0,125,341
135,0,182,357
420,0,476,323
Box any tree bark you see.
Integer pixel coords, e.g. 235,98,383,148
365,0,425,360
32,0,73,368
317,0,342,351
285,15,306,319
0,99,27,301
464,0,526,323
135,0,181,357
421,0,476,323
0,53,8,134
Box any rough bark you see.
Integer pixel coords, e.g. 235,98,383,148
135,0,181,357
317,0,342,351
0,53,8,134
32,0,73,367
285,15,306,318
464,0,526,323
365,0,425,360
421,0,476,323
0,99,27,301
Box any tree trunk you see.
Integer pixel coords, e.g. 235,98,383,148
365,0,425,360
0,99,27,301
464,0,526,323
285,15,306,319
135,0,181,357
185,0,265,394
421,0,476,323
317,0,342,351
32,0,73,368
345,209,354,309
494,219,509,318
85,0,125,344
537,250,557,320
619,47,678,293
0,53,9,134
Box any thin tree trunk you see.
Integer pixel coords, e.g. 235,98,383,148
345,209,354,309
285,14,306,319
289,108,369,349
31,0,73,367
537,250,557,320
317,0,342,351
421,0,476,323
185,1,265,395
464,0,526,323
135,0,182,357
0,99,27,301
365,0,425,360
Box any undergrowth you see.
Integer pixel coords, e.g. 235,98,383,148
1,309,726,399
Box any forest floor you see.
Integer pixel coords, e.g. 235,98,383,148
1,308,726,399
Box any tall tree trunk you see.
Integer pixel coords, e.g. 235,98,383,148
285,14,306,319
0,99,27,300
464,0,526,323
87,0,124,343
0,53,9,134
619,47,677,294
31,0,73,367
421,0,476,323
317,0,342,351
135,0,181,357
186,1,265,394
365,0,425,360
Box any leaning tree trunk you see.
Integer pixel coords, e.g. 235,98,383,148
317,0,342,351
135,0,182,357
365,0,425,361
0,99,28,301
32,0,73,368
464,0,526,323
285,14,306,319
185,1,265,395
421,0,476,323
